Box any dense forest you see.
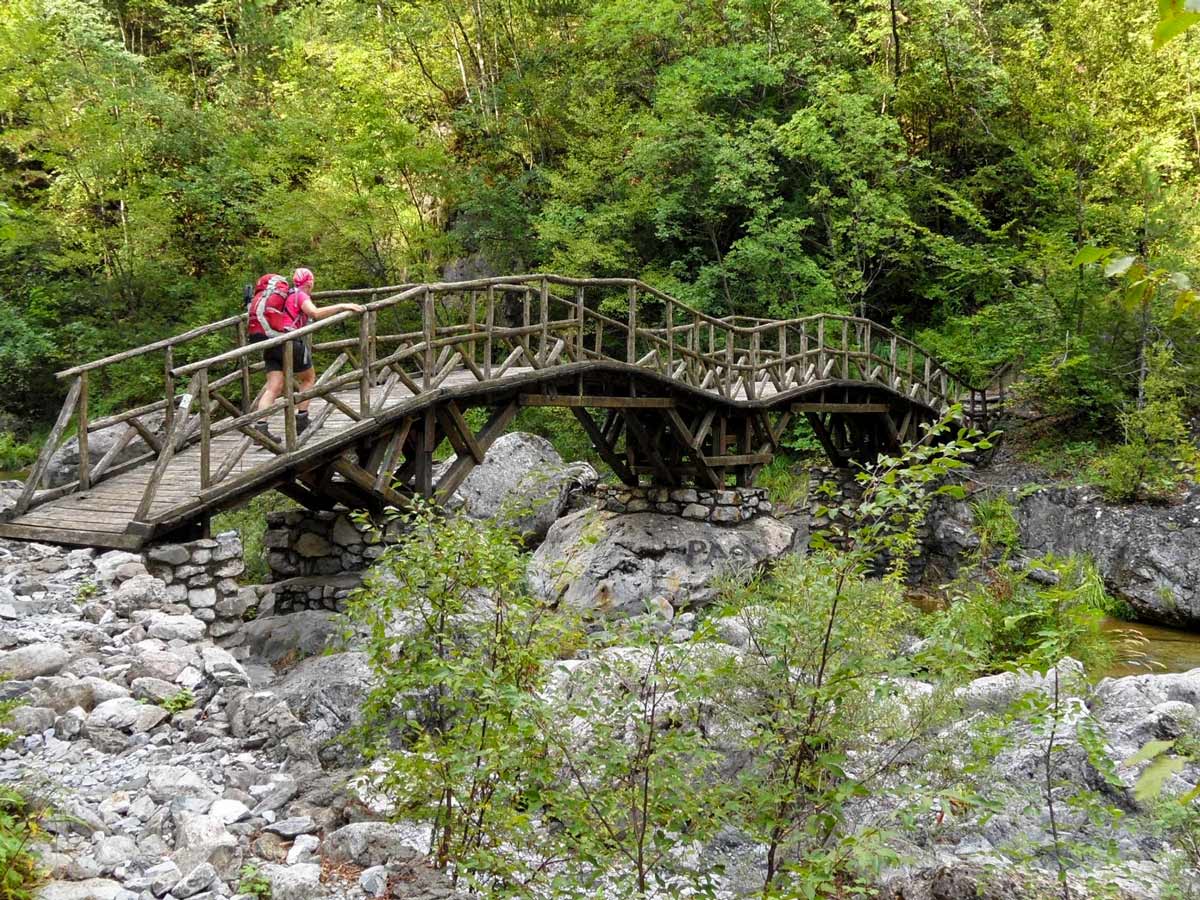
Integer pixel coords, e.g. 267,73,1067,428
3,0,1200,450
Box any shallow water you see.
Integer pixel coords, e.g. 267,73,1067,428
1102,616,1200,678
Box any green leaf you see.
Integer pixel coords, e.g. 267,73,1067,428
1134,754,1187,801
1104,255,1136,278
1168,271,1192,291
1071,246,1116,267
1154,8,1200,48
1173,290,1197,318
1126,738,1176,766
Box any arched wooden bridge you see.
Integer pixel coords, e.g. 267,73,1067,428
0,275,996,549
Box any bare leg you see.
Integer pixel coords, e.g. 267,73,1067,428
257,372,284,412
296,368,316,413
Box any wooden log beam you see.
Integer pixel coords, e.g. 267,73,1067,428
373,418,414,493
517,394,676,408
274,480,338,511
702,453,773,467
438,401,484,463
435,401,518,502
571,407,637,486
791,402,891,414
333,456,413,510
14,377,82,515
805,411,847,468
622,411,676,485
134,375,200,522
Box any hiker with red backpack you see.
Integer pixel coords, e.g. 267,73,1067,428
247,267,363,443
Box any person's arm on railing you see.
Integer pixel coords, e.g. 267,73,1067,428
301,298,365,320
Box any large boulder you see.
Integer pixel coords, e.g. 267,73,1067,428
1092,667,1200,763
528,507,798,618
44,413,166,488
0,480,21,516
271,651,374,764
239,610,343,665
439,432,597,544
324,821,423,868
0,643,69,680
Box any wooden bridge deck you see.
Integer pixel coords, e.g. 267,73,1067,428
0,370,526,548
0,275,997,549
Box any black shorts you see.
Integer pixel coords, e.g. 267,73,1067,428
251,334,313,373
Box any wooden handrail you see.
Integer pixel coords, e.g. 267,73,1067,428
57,273,984,393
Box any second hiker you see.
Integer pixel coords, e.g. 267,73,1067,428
247,267,364,442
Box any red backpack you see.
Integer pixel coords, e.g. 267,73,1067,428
247,273,304,337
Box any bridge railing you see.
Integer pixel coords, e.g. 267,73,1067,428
16,275,987,524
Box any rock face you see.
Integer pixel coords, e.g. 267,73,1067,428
441,432,598,544
238,609,342,664
528,506,798,617
271,652,373,765
923,482,1200,627
1015,485,1200,626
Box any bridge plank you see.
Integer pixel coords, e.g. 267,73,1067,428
0,523,144,549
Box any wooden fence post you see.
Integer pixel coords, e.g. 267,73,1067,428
164,346,176,435
198,369,211,489
284,341,297,451
627,284,638,364
778,324,787,388
77,371,90,491
665,300,673,375
485,286,495,380
423,288,435,391
539,278,550,366
816,317,825,378
575,286,586,359
359,313,372,417
237,320,252,413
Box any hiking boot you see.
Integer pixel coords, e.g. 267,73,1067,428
254,421,280,445
296,411,312,435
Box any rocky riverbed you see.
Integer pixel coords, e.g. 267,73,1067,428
0,538,461,900
7,433,1200,898
1,522,1198,898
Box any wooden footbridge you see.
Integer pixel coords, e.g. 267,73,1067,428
0,275,996,549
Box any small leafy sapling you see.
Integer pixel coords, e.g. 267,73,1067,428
534,618,733,898
345,500,578,891
713,412,992,894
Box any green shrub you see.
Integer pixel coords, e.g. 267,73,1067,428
1089,442,1181,503
158,689,195,713
1086,345,1195,503
780,417,824,457
211,492,297,584
756,456,808,508
0,434,36,475
971,494,1020,556
1021,438,1100,479
346,501,579,886
236,864,272,898
0,699,47,900
918,554,1116,678
1151,796,1200,899
1015,349,1125,433
341,421,989,895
